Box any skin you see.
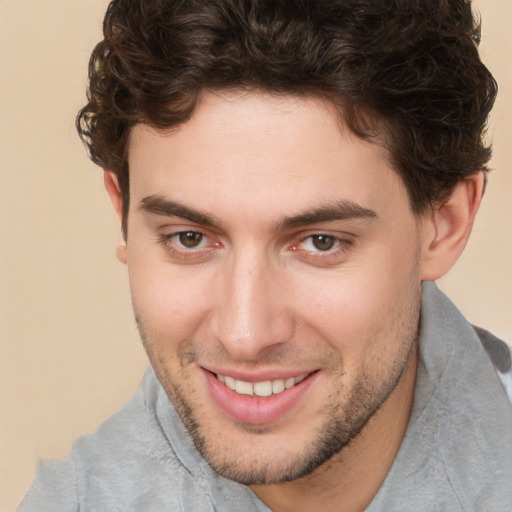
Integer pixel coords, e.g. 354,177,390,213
105,91,483,511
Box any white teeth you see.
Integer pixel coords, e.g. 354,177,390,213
284,377,296,389
224,376,236,391
253,381,272,397
235,380,254,396
272,379,285,394
295,374,306,384
216,373,307,397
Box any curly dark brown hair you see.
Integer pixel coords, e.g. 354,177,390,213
77,0,497,234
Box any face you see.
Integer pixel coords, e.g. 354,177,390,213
124,92,425,485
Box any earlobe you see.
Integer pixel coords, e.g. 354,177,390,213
116,239,128,264
420,172,484,281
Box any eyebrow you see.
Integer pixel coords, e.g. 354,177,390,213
139,195,377,231
275,201,378,230
139,195,224,229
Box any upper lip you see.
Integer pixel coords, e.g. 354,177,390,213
200,364,317,382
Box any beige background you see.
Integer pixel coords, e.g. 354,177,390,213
0,0,511,509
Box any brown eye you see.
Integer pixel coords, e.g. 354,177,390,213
178,231,204,248
311,235,336,251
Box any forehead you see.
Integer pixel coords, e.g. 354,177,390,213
127,91,409,222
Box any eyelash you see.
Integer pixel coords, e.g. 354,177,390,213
157,230,214,261
157,230,353,263
292,234,353,262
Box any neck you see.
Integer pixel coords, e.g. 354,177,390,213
251,342,418,512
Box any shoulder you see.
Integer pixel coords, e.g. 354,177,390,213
17,369,265,512
17,371,197,511
473,325,512,404
16,457,78,512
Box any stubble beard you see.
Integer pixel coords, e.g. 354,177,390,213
139,320,419,487
135,264,422,486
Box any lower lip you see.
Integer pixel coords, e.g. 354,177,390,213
203,369,318,426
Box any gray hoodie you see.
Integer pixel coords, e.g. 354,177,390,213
17,282,512,511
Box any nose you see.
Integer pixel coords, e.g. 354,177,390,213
210,248,295,361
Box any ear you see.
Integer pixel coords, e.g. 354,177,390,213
420,172,484,281
104,170,127,264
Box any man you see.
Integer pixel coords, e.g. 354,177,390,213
18,0,512,510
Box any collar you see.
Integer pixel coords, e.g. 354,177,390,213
368,281,512,510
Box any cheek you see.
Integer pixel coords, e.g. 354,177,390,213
297,277,390,338
293,249,421,361
128,262,213,344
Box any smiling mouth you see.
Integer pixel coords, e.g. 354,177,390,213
215,373,309,397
